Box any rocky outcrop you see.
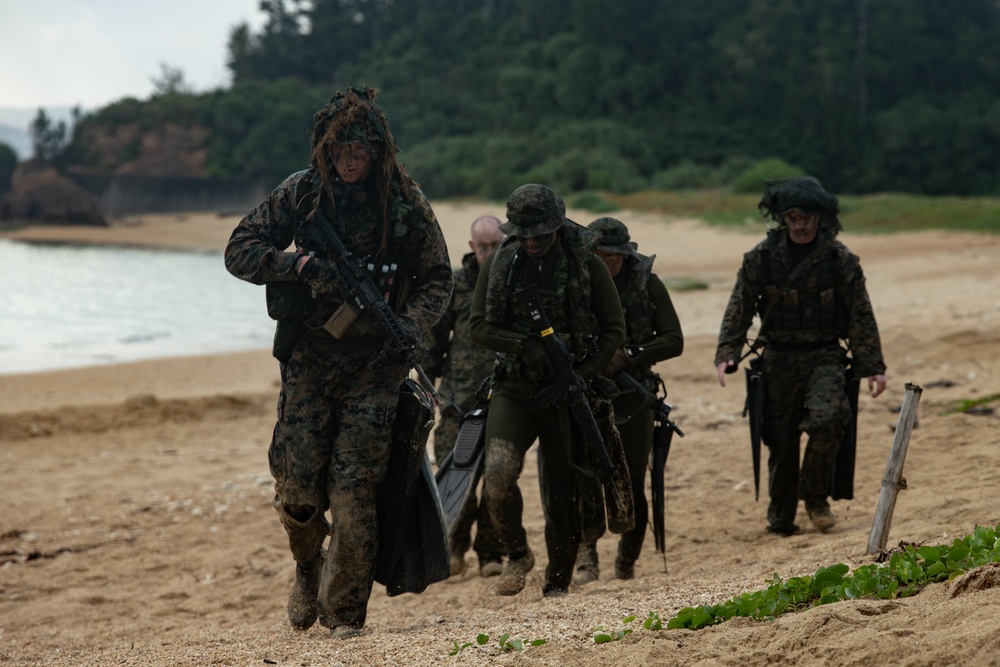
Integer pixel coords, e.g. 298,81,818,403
1,159,106,226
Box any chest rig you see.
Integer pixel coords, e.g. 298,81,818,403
757,234,847,340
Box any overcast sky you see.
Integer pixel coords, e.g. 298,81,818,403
0,1,267,114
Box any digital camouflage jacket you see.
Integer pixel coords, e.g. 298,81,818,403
224,168,452,338
424,251,495,406
715,229,885,378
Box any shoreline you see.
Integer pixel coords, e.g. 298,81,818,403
0,348,278,414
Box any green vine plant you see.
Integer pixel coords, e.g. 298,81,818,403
592,612,663,643
449,632,548,656
593,614,637,643
447,525,1000,654
667,523,1000,630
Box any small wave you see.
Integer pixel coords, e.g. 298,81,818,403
119,331,172,345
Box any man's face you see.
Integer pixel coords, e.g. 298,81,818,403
595,250,625,277
330,141,373,183
517,231,558,259
784,208,820,244
469,220,505,266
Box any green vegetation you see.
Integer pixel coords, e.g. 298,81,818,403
942,394,1000,415
607,189,1000,235
447,525,1000,654
593,614,644,643
668,525,1000,630
663,277,711,292
43,1,1000,200
449,632,547,655
730,158,807,195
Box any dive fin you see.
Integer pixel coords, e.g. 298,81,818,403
434,407,487,539
375,379,449,596
383,455,450,596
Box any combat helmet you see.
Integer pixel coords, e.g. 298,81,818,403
758,176,842,235
588,217,637,255
500,184,566,238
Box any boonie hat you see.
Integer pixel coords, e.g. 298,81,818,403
588,217,636,255
500,184,566,238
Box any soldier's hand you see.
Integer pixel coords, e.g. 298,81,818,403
868,374,887,398
603,349,630,378
298,257,341,294
522,340,555,375
716,360,735,387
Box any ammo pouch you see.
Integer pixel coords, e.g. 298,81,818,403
265,283,314,363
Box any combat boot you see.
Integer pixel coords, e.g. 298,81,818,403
479,558,504,578
574,542,599,585
288,552,324,630
614,558,635,580
806,501,837,533
496,550,535,596
330,624,363,640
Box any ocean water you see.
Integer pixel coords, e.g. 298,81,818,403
0,239,274,375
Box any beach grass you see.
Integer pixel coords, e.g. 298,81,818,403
603,189,1000,234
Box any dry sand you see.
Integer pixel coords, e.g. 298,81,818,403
1,203,999,666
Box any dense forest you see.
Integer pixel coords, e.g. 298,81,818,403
44,0,1000,198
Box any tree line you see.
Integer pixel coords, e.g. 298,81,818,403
36,0,1000,199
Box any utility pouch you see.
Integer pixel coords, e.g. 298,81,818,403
272,318,303,363
265,282,313,321
323,303,359,339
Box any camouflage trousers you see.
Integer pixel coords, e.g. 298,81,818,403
269,333,404,629
578,390,654,567
481,380,583,592
762,345,850,528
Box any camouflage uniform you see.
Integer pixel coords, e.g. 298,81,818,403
576,218,684,581
423,251,504,570
425,252,496,463
470,184,626,596
715,177,885,535
224,88,452,634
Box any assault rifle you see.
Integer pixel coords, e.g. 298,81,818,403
514,284,634,534
311,208,441,404
614,371,684,554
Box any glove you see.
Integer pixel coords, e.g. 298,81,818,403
602,349,630,378
521,339,555,376
297,256,341,294
375,316,423,366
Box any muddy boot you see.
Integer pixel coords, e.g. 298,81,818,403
806,500,837,533
330,624,363,639
614,557,635,580
479,559,504,578
574,542,599,585
449,552,467,577
288,552,324,630
542,584,568,598
496,551,535,596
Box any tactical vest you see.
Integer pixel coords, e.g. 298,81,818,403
485,225,596,380
757,233,847,340
292,168,414,314
617,253,660,382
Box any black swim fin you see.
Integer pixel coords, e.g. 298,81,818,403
375,379,450,596
434,406,487,539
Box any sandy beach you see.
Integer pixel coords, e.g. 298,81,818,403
2,202,999,666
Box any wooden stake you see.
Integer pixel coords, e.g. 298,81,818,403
867,383,922,554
